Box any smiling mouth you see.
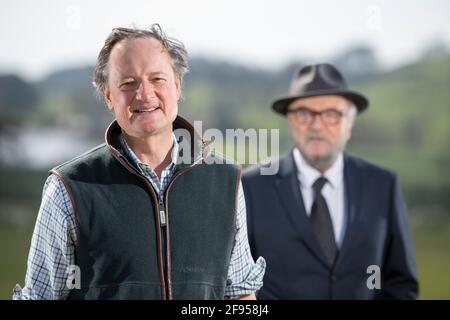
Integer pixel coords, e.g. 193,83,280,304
133,107,159,113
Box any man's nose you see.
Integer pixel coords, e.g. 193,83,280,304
135,81,155,101
309,113,326,130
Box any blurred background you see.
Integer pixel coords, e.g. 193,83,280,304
1,0,449,299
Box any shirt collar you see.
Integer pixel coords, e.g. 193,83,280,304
119,132,179,171
293,147,343,189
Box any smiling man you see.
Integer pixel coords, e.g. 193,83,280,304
13,24,265,300
242,63,418,299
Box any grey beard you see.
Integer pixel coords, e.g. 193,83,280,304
299,149,338,172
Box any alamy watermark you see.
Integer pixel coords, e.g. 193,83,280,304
66,265,81,289
365,4,382,32
66,5,81,30
65,264,381,291
175,121,280,175
366,265,381,290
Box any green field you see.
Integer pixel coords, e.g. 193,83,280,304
1,213,449,300
411,214,450,299
0,224,33,299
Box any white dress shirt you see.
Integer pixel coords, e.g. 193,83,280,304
293,148,347,248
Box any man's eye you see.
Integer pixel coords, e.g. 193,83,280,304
120,81,137,90
324,110,340,118
297,109,311,116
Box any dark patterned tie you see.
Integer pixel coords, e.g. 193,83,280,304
310,176,337,265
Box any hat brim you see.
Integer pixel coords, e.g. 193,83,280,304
272,89,369,116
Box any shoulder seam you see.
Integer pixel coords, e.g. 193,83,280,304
53,143,107,170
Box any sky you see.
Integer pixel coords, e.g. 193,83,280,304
0,0,449,80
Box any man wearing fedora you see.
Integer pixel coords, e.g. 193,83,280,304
242,63,419,299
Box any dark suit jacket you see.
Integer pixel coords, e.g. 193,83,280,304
242,151,419,299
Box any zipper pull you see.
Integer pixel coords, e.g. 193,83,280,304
159,196,166,227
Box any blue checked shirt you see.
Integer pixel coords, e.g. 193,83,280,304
13,133,265,300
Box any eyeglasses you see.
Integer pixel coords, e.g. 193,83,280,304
286,107,350,125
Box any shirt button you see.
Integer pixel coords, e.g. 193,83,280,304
226,279,232,286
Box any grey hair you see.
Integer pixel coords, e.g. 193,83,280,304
93,24,189,97
347,101,358,122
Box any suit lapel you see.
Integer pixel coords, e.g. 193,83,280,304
334,154,363,269
274,151,331,268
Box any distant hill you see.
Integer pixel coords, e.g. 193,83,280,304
1,49,449,212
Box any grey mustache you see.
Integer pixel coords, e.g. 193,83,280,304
306,135,327,140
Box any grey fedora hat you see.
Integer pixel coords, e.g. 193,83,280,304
272,63,369,115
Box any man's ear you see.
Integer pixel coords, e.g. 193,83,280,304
104,87,114,111
345,118,355,141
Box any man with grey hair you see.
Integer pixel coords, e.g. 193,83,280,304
242,63,418,299
14,24,265,300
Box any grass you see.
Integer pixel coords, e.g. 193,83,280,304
1,213,449,299
0,224,33,300
411,214,450,299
